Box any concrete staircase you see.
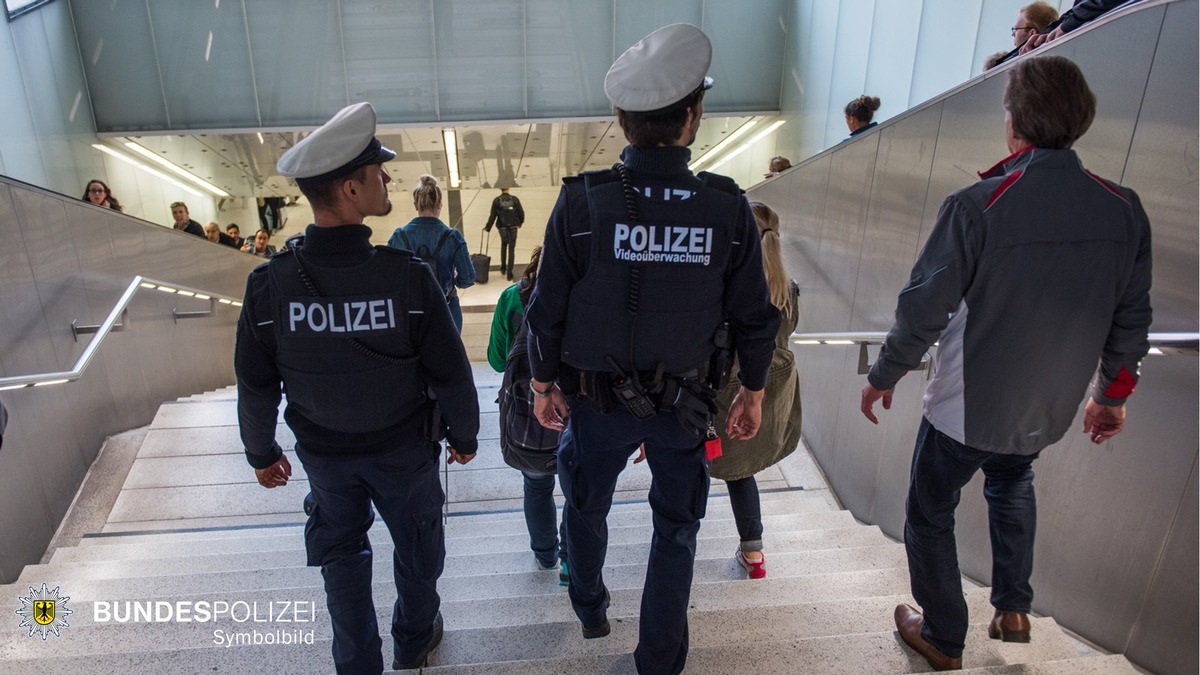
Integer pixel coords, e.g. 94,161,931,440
0,364,1138,674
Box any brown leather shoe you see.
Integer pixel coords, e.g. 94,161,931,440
988,610,1031,643
894,604,963,671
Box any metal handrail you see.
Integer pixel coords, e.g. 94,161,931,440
790,331,1200,375
0,276,243,391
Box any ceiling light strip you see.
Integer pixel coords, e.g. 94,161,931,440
709,120,787,170
92,144,205,198
688,118,759,172
123,140,232,197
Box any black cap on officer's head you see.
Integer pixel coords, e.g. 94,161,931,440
604,24,714,114
277,102,397,187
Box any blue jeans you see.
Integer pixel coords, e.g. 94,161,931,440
725,476,763,550
522,471,567,567
905,418,1040,659
558,401,709,675
297,443,445,675
447,293,463,333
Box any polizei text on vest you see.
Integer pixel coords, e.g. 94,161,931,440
613,223,713,266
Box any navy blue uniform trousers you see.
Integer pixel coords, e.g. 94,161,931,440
297,442,445,675
558,401,709,675
905,418,1040,658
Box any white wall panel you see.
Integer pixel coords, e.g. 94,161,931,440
823,0,875,146
862,0,922,127
0,7,47,188
909,0,983,106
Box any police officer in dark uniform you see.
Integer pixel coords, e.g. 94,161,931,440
235,102,479,675
524,24,781,675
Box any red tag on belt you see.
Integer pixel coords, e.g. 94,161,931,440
705,436,722,460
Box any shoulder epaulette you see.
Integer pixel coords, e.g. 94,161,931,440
269,248,294,260
569,165,621,188
696,171,743,198
372,244,413,259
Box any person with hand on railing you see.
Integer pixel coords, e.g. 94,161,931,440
1011,2,1059,50
235,101,479,675
710,201,802,581
1020,0,1133,54
859,56,1152,671
240,228,276,258
763,155,791,179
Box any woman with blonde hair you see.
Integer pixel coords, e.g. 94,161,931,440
711,200,802,579
387,174,476,332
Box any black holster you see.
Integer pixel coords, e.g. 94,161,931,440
671,378,718,438
421,389,447,442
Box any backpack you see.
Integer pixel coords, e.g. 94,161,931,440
497,194,521,228
393,229,455,300
498,296,561,475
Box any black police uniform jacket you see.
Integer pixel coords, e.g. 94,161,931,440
525,145,780,391
235,223,479,469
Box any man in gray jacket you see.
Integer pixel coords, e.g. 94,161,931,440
861,55,1152,671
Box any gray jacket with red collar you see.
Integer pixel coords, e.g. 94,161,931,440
868,147,1152,455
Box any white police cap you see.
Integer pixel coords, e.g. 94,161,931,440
604,23,714,113
277,102,397,182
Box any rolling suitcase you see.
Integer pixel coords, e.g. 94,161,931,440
472,230,491,283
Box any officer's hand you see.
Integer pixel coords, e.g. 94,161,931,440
255,455,292,489
483,226,491,233
533,382,569,431
726,387,765,440
860,383,893,424
1083,399,1125,444
632,444,647,464
446,446,476,465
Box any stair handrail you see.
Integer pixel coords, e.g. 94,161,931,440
790,331,1199,375
0,276,243,391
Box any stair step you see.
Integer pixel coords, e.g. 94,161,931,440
20,524,888,584
17,544,907,612
53,505,848,563
424,616,1085,674
5,644,1132,675
959,655,1138,674
76,489,835,545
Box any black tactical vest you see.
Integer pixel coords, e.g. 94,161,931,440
266,247,426,434
561,169,741,375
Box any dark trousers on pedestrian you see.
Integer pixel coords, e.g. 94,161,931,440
904,418,1040,659
498,226,517,276
297,443,446,675
522,471,567,568
558,401,709,675
725,475,764,551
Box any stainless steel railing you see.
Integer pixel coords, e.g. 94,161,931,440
790,331,1200,375
0,276,243,391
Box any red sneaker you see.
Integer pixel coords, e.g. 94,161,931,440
736,550,766,579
